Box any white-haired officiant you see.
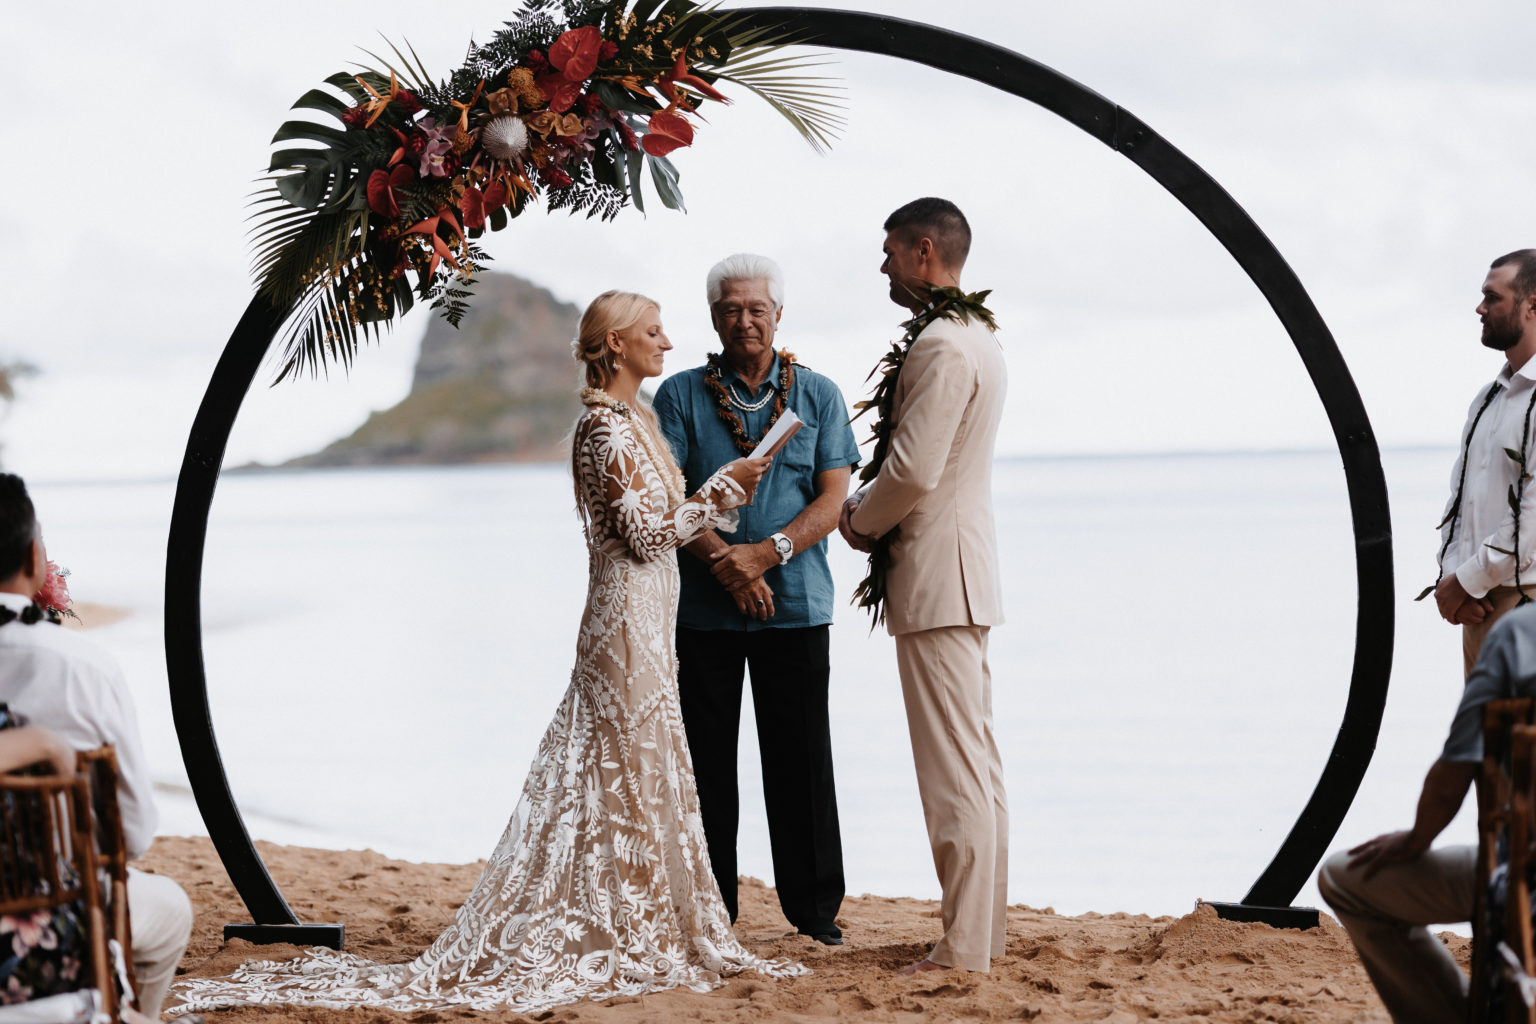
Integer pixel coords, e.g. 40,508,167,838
653,253,859,944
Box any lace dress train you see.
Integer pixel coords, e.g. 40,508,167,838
171,404,805,1015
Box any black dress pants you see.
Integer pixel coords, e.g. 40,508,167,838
675,624,845,936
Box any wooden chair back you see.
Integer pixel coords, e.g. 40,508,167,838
0,746,135,1021
1472,699,1536,1023
76,745,137,1010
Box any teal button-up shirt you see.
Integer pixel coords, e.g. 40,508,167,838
653,353,860,631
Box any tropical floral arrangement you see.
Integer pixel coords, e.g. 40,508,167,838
33,561,76,622
258,0,841,380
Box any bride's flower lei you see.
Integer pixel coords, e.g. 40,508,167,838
851,283,998,627
580,386,686,508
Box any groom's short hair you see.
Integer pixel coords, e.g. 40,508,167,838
0,474,38,581
884,198,972,268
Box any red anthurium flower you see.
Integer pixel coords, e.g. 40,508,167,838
463,179,512,228
549,25,602,82
641,109,695,157
535,73,583,113
461,186,488,229
366,164,415,219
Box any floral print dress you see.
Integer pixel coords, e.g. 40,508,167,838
170,403,804,1015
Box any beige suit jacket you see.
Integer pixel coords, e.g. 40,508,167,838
851,314,1006,636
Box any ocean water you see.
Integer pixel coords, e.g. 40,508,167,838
26,447,1473,922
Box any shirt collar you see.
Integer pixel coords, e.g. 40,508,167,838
718,350,780,389
0,591,35,611
1501,360,1536,386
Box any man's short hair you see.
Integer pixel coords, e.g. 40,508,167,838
706,253,785,310
884,197,972,268
1492,250,1536,301
0,474,37,582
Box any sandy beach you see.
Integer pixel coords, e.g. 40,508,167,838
138,836,1431,1023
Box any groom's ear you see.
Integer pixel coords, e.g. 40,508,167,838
915,236,937,269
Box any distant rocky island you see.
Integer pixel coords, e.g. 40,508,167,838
286,273,583,467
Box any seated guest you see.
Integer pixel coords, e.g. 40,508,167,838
1318,603,1536,1023
0,474,192,1019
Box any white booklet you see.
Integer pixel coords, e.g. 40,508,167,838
749,408,803,460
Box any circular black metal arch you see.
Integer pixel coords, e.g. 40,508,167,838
167,7,1393,939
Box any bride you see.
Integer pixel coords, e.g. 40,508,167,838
171,291,800,1015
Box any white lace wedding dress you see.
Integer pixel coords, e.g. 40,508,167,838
171,400,805,1015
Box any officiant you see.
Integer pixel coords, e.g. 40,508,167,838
654,253,860,945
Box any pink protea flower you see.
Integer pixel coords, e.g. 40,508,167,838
34,561,73,618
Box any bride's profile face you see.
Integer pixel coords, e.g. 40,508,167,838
612,306,671,379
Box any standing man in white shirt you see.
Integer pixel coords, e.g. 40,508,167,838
0,473,191,1019
1431,250,1536,678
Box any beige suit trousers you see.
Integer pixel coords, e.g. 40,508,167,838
1316,845,1476,1024
1462,585,1530,679
894,625,1008,971
128,867,193,1018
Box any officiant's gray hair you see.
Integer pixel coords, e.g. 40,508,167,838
706,253,784,310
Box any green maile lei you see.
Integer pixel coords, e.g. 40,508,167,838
851,283,998,627
1417,380,1536,608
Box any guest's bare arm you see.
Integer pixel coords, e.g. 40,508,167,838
0,726,76,776
711,466,853,590
1346,758,1477,879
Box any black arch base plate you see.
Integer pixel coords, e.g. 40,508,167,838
1203,901,1320,930
224,923,346,949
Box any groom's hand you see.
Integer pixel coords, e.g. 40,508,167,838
838,497,873,553
710,541,776,590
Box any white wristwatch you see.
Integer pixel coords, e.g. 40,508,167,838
769,532,793,565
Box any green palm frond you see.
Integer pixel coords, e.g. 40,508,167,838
651,8,846,154
701,19,845,155
359,38,437,95
710,46,845,154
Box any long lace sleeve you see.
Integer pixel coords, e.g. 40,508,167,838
578,409,745,562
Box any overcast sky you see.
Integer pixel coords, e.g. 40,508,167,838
5,0,1535,481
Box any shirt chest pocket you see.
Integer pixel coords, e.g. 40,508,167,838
781,423,819,474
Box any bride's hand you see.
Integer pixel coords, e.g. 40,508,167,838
722,456,772,503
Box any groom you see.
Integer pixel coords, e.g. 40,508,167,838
838,197,1009,974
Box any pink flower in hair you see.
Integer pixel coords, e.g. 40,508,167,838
34,561,75,619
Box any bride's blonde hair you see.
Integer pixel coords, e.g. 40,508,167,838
571,290,687,508
574,290,656,391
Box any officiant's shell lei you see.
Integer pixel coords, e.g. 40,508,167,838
170,400,803,1015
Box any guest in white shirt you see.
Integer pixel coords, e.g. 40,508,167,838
1432,250,1536,678
0,473,191,1019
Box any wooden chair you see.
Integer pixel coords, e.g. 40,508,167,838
0,746,136,1023
1471,699,1536,1023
